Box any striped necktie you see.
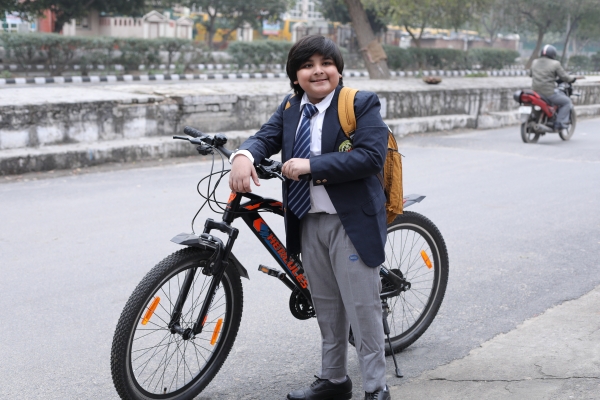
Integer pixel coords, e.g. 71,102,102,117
288,103,318,219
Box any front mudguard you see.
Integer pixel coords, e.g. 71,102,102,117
171,232,249,280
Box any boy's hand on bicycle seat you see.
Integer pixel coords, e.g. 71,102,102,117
229,154,260,193
282,158,311,181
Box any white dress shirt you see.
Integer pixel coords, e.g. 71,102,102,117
230,89,338,214
298,90,337,214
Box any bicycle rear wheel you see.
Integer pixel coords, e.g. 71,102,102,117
381,211,448,353
111,247,243,400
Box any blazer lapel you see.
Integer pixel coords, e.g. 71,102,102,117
282,95,301,162
321,86,342,154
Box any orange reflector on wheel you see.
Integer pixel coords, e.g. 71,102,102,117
141,296,161,325
210,318,223,345
421,250,433,269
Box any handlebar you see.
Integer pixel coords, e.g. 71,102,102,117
174,126,284,181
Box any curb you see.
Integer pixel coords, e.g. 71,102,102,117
0,69,546,86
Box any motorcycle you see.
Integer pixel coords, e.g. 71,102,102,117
513,79,582,143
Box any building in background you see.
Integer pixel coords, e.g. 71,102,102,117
37,10,193,39
2,12,36,32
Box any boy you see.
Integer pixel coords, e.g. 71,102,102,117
229,35,391,400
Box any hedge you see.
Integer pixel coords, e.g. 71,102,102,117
383,45,519,70
469,48,520,70
0,33,211,74
227,41,293,70
569,55,591,71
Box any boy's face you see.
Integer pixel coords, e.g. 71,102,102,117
294,53,340,104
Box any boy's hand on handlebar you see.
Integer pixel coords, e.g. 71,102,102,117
282,158,311,181
229,155,260,193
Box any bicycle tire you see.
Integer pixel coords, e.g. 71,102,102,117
381,211,449,354
111,247,243,400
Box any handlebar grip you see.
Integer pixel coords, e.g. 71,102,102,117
183,126,204,138
299,174,312,181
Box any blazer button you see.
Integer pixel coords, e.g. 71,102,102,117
316,180,321,184
322,179,327,183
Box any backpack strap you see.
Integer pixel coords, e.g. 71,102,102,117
338,87,359,138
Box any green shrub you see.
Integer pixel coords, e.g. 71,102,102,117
1,33,214,75
77,36,119,74
1,33,45,74
381,46,519,71
568,54,591,71
115,38,161,72
227,40,293,70
38,34,86,75
382,45,411,70
154,37,191,67
382,46,470,70
469,48,519,70
178,41,212,71
410,48,470,70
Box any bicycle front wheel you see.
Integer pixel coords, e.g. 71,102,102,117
111,247,243,400
381,211,449,353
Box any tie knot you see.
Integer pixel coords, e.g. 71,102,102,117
303,103,318,119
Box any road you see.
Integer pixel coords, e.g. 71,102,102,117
1,120,599,399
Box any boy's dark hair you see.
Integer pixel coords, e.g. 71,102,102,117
286,35,344,96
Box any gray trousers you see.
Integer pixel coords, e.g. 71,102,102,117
301,213,387,393
548,90,572,127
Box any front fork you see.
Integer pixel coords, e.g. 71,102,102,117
169,193,242,339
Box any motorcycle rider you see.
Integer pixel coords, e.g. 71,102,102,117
530,44,576,132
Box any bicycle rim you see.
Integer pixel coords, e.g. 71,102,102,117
382,212,448,351
124,254,238,398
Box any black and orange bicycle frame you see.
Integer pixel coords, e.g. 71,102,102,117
168,189,312,340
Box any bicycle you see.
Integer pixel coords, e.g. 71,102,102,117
110,126,449,400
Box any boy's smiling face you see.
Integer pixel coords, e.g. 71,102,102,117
294,53,340,104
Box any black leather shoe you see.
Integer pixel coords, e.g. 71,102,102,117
364,385,390,400
287,375,352,400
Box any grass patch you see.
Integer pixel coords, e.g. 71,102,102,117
465,72,488,77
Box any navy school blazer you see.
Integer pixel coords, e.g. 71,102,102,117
239,85,388,267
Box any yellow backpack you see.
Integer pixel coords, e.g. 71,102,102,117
337,87,403,223
285,87,403,224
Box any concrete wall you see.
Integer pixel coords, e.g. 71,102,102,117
0,98,179,150
3,83,600,151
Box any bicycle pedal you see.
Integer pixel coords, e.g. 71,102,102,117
258,264,281,277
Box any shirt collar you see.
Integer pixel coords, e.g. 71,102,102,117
300,88,335,115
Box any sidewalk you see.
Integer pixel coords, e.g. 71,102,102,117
389,284,600,399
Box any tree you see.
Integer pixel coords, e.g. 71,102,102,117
185,0,290,49
514,0,566,68
383,0,482,48
476,0,515,45
343,0,390,79
319,0,387,36
1,0,49,22
19,0,146,33
570,6,600,56
558,0,600,63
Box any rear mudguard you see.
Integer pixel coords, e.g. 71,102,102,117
170,232,250,280
403,194,425,209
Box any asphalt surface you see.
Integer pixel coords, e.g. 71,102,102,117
0,119,599,399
